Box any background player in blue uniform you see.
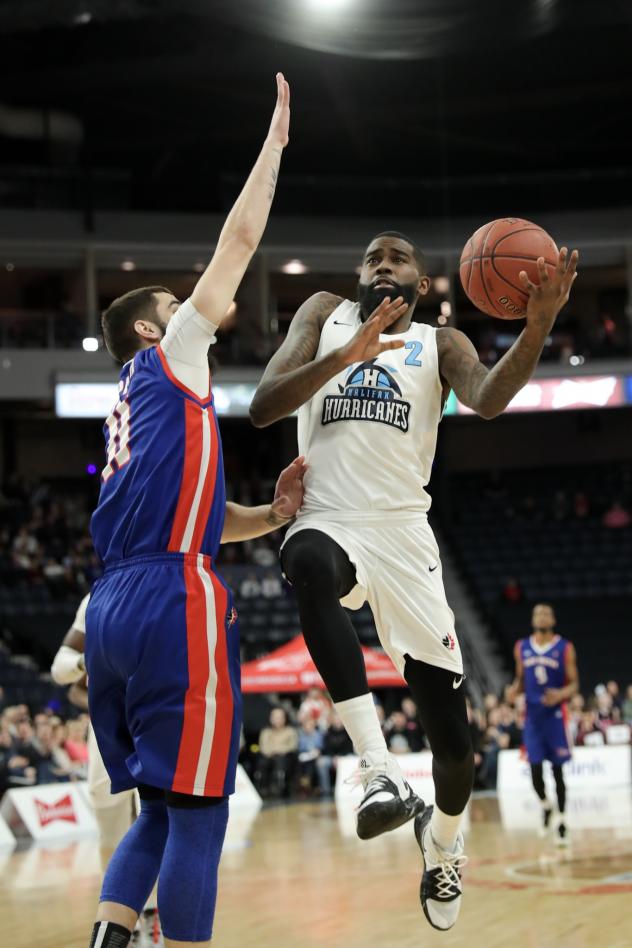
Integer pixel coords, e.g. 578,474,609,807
84,75,302,948
511,603,579,846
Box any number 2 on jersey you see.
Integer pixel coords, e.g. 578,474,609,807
404,340,423,366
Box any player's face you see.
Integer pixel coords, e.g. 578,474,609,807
532,604,555,632
357,237,429,320
153,292,181,336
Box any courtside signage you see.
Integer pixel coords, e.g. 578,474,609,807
0,783,98,841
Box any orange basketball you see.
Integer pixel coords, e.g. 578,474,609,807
459,217,559,319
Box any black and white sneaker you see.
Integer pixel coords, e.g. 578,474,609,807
553,815,570,848
538,802,554,838
414,805,467,931
354,754,424,840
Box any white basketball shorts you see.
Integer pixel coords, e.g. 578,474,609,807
282,511,463,677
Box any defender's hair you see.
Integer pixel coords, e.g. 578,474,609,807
101,286,172,364
369,231,426,273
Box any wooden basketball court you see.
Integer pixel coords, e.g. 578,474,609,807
2,794,632,948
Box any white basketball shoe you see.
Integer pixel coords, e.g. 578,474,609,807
414,805,467,931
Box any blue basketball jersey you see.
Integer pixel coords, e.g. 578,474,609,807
519,635,570,715
91,345,226,564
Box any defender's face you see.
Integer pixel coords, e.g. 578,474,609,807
154,292,181,332
532,604,555,632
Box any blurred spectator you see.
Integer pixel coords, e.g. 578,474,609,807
606,680,622,710
576,710,605,746
384,710,411,754
400,697,425,752
316,711,353,798
573,491,590,519
298,689,331,730
296,718,324,796
64,717,89,768
254,708,298,799
466,699,486,789
501,576,523,603
602,500,631,529
623,685,632,725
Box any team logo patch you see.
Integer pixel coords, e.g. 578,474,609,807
321,359,411,433
442,632,456,651
228,606,238,628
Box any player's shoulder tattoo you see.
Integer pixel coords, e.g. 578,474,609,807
306,291,344,330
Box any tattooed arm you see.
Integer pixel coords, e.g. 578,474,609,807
250,293,409,427
249,291,343,426
437,248,579,419
189,74,290,330
221,457,307,542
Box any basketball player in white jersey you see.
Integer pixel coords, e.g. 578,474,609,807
250,232,578,931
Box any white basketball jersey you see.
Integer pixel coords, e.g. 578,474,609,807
297,299,444,517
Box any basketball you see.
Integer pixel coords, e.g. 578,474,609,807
459,217,559,319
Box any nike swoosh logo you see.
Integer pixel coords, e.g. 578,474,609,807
452,676,464,690
333,320,352,325
429,564,438,572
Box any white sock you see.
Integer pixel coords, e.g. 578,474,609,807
334,694,388,759
430,804,464,852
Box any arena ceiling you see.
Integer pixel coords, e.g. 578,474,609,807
0,0,631,219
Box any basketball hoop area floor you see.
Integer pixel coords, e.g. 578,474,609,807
2,794,632,948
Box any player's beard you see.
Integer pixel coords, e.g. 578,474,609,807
357,279,418,321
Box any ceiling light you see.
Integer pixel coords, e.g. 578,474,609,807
82,337,99,352
434,276,450,294
440,301,452,317
121,260,136,272
281,259,308,275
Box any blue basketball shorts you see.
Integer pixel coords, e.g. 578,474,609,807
85,552,241,797
523,706,572,766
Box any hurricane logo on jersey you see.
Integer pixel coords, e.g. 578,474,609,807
321,359,411,432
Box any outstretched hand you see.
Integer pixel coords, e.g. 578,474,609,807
338,296,408,367
267,72,290,148
520,247,579,334
270,456,307,522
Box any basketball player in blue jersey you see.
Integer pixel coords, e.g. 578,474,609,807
250,232,578,930
510,603,579,846
83,74,301,948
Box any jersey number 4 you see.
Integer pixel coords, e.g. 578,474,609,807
102,399,131,482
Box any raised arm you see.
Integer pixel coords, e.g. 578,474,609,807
437,248,579,419
249,293,409,427
189,73,290,330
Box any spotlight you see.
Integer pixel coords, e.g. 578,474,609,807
82,337,99,352
281,259,308,275
193,262,206,273
121,260,136,272
6,262,14,272
440,301,452,317
86,463,98,475
434,276,450,294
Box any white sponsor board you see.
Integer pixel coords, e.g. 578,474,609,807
499,786,632,832
0,783,98,842
335,752,469,837
497,746,632,794
0,813,16,850
231,764,262,809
